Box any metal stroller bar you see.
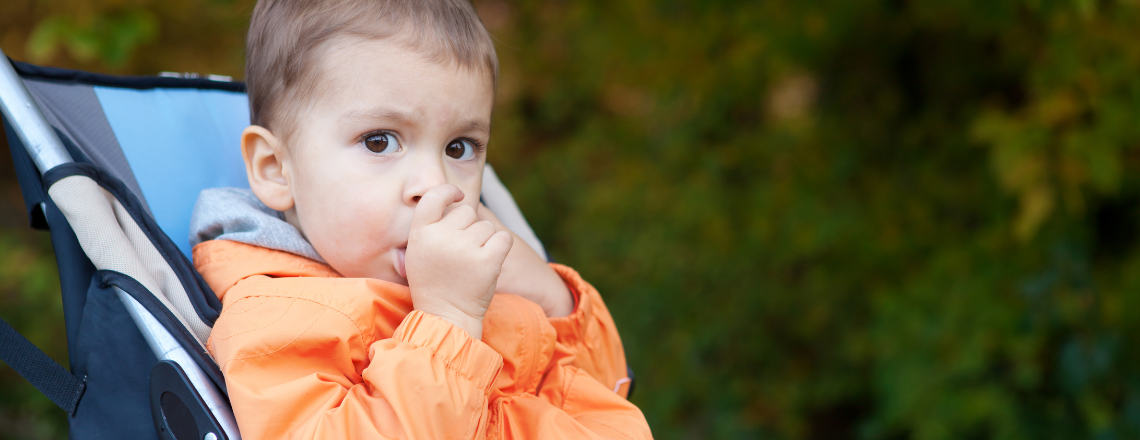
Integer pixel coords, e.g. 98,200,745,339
0,52,72,171
0,49,240,440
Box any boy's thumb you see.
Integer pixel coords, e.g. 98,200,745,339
412,184,465,228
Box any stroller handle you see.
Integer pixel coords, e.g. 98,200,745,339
0,48,73,172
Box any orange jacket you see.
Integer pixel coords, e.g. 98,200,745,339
194,239,651,440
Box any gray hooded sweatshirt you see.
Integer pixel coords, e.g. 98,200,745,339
188,187,326,263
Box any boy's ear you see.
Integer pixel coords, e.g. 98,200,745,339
241,125,294,212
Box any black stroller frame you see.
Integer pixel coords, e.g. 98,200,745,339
0,48,239,440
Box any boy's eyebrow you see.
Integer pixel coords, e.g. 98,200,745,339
461,119,491,134
343,108,420,125
342,108,490,133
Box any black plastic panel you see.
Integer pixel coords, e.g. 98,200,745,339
150,360,226,440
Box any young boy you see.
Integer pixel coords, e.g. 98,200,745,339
187,0,651,438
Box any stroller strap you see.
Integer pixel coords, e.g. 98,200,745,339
0,316,85,415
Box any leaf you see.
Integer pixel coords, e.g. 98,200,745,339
25,16,72,63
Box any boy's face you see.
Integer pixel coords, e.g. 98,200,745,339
244,37,494,285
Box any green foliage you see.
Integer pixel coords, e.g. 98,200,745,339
487,1,1140,438
4,0,1140,439
27,9,158,67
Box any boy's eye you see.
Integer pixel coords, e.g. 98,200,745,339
445,139,476,160
364,133,399,153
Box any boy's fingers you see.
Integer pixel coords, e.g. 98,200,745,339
440,204,478,230
465,220,497,242
482,230,514,261
412,185,465,229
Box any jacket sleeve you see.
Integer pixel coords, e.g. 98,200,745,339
209,288,503,440
547,264,633,397
490,365,652,440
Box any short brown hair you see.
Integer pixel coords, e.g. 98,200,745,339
245,0,498,134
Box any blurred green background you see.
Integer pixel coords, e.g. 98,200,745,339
3,0,1140,438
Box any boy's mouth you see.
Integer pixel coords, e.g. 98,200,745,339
395,247,407,279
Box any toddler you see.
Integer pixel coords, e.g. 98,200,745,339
188,0,651,438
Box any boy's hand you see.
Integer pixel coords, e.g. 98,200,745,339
406,185,514,339
477,204,574,318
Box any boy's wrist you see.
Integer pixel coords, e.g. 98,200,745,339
435,314,483,341
413,299,485,340
493,246,575,317
541,272,575,318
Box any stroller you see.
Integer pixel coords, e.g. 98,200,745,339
0,47,565,440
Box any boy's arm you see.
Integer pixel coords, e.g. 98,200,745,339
547,264,634,398
212,291,502,440
477,205,632,395
480,294,651,439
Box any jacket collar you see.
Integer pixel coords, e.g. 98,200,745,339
192,239,341,302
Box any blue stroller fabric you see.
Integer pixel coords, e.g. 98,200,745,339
96,87,250,258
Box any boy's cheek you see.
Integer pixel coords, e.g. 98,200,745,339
443,162,483,203
310,220,403,281
308,198,403,249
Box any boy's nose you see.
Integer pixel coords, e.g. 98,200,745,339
403,154,449,206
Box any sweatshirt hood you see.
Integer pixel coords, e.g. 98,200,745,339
189,187,326,264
